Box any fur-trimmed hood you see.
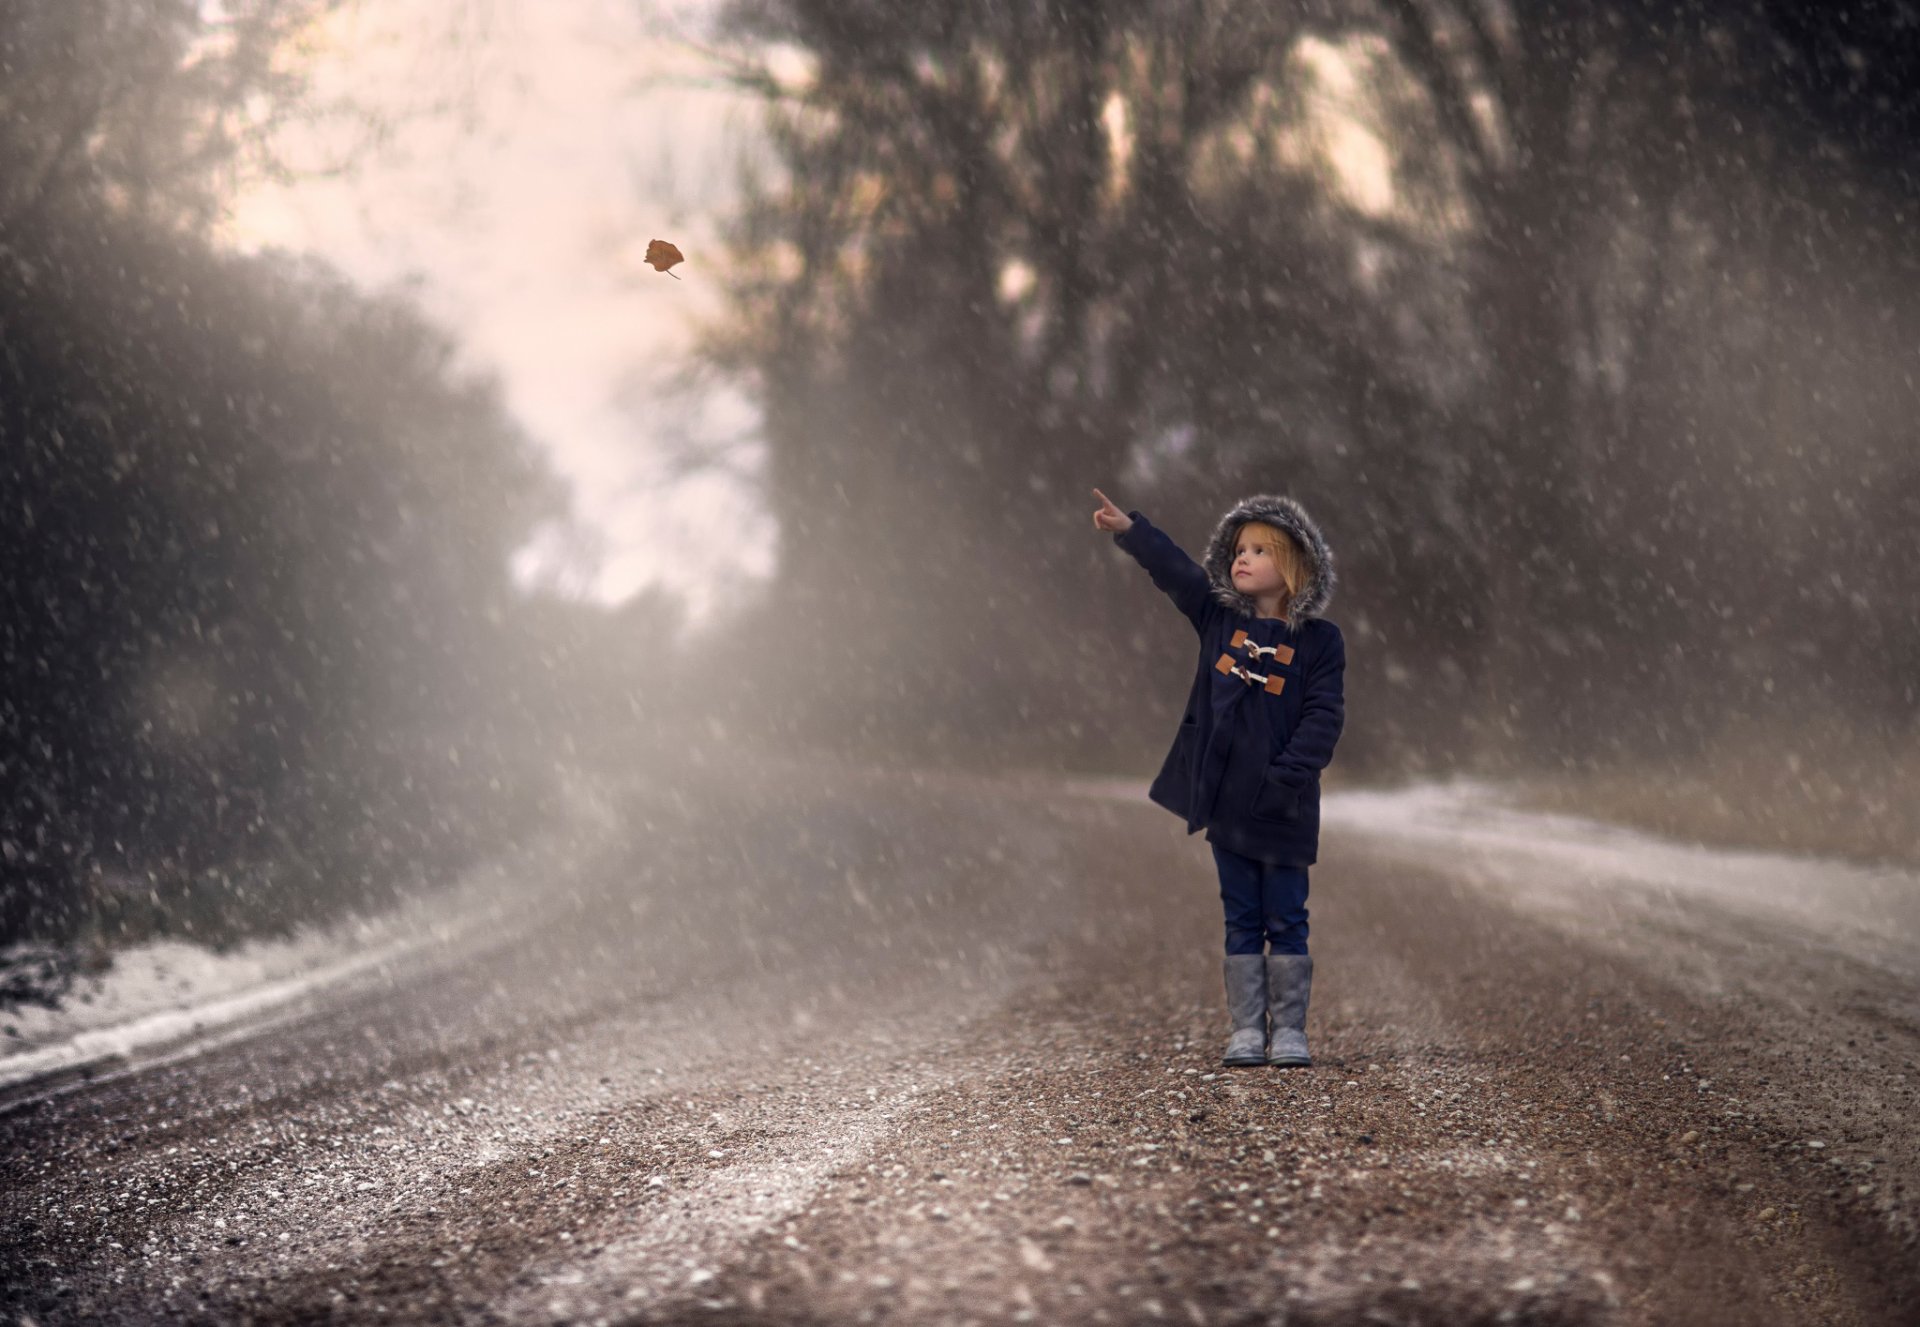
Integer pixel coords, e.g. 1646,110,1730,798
1201,494,1336,631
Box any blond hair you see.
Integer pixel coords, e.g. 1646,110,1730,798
1233,521,1308,607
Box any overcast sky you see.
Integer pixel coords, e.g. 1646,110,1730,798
218,0,768,635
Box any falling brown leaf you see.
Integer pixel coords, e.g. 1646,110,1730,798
644,238,685,280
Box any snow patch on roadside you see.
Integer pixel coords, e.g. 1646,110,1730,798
1324,777,1920,983
1063,774,1920,983
0,927,423,1088
0,768,626,1094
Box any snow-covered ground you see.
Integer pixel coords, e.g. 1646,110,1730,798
0,769,624,1100
0,856,548,1098
1326,777,1920,984
8,773,1915,1102
1064,774,1920,989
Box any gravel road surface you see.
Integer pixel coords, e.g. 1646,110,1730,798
3,752,1914,1325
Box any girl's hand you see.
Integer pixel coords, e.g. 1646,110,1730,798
1091,488,1133,534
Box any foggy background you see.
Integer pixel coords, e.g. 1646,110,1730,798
2,0,1916,987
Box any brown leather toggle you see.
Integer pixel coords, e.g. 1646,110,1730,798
1229,630,1294,665
1216,652,1287,694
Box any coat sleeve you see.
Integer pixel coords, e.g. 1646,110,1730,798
1268,621,1346,789
1112,510,1214,635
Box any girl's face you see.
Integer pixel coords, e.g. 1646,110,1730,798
1231,529,1289,601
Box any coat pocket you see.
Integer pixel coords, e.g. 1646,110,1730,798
1250,775,1302,823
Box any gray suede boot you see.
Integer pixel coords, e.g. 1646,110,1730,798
1264,953,1313,1067
1221,954,1268,1067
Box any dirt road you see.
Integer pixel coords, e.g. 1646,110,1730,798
2,752,1915,1325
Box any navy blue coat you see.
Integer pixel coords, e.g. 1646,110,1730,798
1113,507,1346,866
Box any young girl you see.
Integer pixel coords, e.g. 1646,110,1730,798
1091,487,1346,1068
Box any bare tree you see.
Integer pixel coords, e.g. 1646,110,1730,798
0,0,363,234
702,0,1461,768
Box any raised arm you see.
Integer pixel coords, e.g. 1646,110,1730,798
1094,488,1214,634
1268,622,1346,789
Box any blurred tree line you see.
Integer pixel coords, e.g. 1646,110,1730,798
0,0,688,974
702,0,1920,780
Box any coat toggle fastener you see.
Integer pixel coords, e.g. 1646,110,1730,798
1215,630,1291,695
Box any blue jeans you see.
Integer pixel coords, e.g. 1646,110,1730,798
1211,842,1310,956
